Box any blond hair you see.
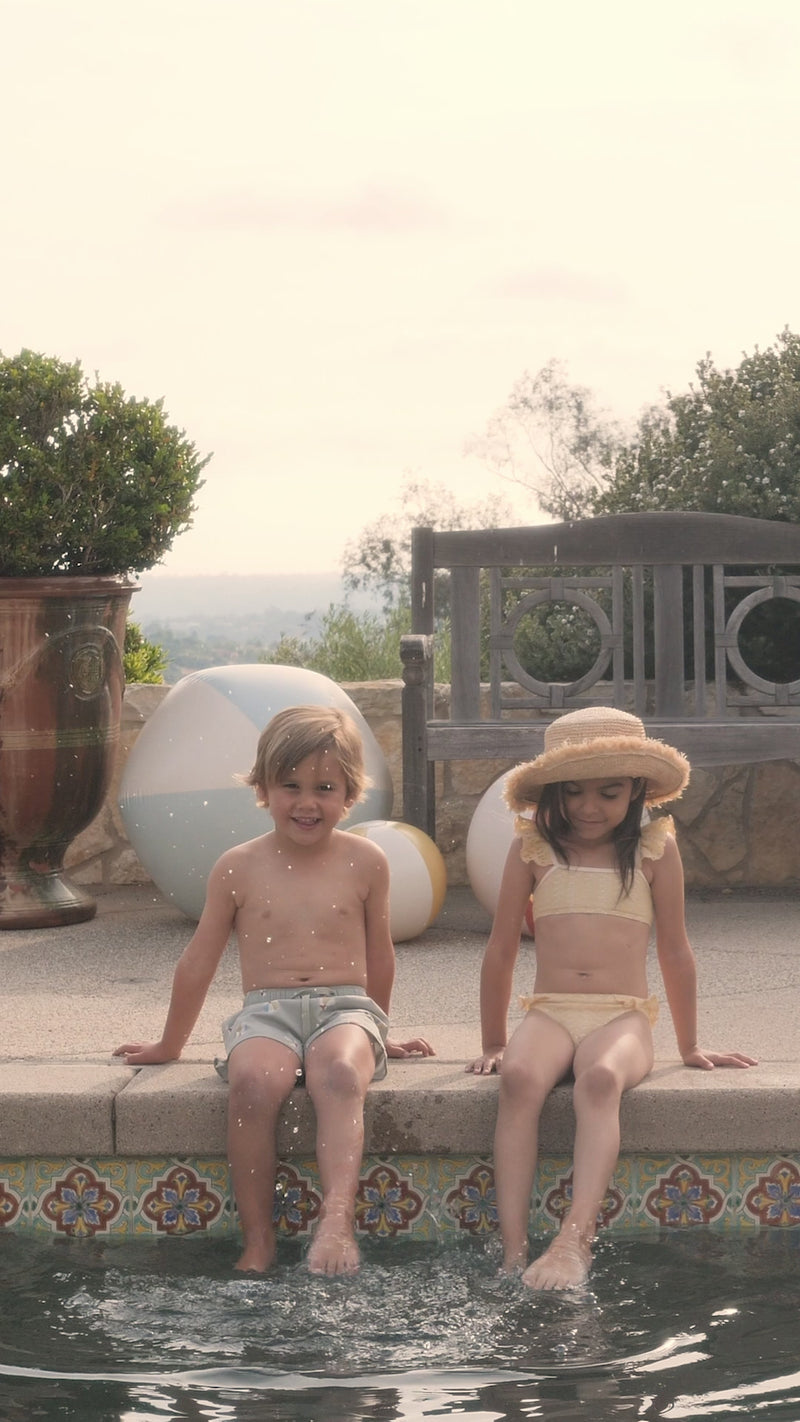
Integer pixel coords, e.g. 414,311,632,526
246,705,368,804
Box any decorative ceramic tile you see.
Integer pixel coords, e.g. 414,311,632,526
444,1160,497,1236
643,1159,727,1227
0,1162,25,1229
742,1157,800,1227
36,1161,128,1239
4,1152,800,1238
355,1160,425,1238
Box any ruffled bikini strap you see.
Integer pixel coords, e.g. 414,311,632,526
640,814,674,861
514,817,554,866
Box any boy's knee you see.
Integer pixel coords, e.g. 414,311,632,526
311,1052,369,1100
228,1060,296,1113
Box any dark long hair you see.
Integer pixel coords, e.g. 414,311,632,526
534,778,648,892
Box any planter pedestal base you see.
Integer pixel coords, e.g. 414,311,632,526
0,864,97,929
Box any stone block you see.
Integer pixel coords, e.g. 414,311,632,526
0,1063,130,1155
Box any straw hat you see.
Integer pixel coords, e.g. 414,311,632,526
504,706,690,810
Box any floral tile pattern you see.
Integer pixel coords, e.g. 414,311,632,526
2,1152,800,1239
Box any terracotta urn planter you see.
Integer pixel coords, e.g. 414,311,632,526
0,577,135,928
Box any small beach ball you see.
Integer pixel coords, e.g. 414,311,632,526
119,664,393,919
347,819,447,943
466,774,534,937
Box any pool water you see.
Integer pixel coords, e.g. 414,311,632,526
1,1231,799,1421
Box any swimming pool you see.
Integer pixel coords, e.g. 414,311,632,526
2,1230,799,1420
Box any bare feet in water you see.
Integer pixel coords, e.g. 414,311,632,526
522,1227,592,1291
234,1237,277,1274
307,1219,361,1276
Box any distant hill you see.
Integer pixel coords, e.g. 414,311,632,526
129,572,381,683
131,572,372,624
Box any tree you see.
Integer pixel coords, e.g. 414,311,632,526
595,329,800,522
342,475,512,610
468,358,624,521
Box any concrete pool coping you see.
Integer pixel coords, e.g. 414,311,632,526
1,882,799,1161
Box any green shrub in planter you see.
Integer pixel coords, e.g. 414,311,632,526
0,348,210,576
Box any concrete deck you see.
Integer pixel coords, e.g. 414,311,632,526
1,884,799,1160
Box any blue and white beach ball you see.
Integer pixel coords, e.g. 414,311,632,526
119,664,393,919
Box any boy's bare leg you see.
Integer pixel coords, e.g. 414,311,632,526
304,1025,376,1275
523,1012,653,1291
226,1038,300,1272
493,1014,574,1272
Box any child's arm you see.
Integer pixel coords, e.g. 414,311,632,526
468,840,531,1075
363,845,434,1059
113,857,238,1065
652,835,757,1071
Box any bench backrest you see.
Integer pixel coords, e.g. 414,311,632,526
400,511,800,833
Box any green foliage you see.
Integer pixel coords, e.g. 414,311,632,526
0,349,210,576
594,329,800,522
264,600,452,683
123,620,168,683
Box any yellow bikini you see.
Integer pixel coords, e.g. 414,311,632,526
514,817,672,1046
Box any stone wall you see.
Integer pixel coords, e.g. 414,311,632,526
66,680,800,892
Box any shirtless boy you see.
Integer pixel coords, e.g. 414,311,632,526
114,705,433,1275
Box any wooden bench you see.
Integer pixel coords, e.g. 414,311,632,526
400,511,800,836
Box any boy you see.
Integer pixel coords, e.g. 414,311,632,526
114,705,433,1275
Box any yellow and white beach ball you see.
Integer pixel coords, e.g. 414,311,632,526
348,819,447,943
119,664,393,919
466,773,534,936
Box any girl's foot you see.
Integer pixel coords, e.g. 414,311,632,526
522,1227,591,1291
307,1221,361,1275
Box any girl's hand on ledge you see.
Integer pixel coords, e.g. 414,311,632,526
467,1049,503,1075
682,1046,759,1071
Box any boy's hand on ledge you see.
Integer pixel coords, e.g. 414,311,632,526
112,1042,179,1066
386,1037,435,1059
682,1046,759,1071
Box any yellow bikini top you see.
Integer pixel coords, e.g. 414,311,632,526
517,817,673,927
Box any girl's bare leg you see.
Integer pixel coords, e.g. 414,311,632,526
304,1025,376,1276
493,1013,575,1272
523,1011,653,1291
226,1038,300,1272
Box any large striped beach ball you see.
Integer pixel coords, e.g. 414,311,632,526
119,664,393,919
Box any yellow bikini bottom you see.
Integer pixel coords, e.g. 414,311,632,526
519,991,659,1048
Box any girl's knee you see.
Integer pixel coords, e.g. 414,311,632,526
573,1060,623,1109
498,1057,551,1108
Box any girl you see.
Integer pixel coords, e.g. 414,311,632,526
469,706,756,1291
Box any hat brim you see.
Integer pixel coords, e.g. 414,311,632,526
504,733,690,810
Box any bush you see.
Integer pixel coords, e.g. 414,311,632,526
0,349,210,576
264,601,452,682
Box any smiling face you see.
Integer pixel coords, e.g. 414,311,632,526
262,749,353,849
559,776,638,842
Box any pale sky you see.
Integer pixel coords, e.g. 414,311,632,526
4,0,800,575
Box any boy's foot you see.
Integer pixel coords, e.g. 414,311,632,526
234,1239,277,1274
500,1246,529,1274
307,1222,361,1276
521,1229,591,1291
